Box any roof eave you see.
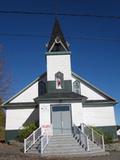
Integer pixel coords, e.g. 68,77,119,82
34,97,86,104
3,102,37,109
83,100,117,106
2,72,46,106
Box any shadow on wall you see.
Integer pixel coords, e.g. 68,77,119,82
23,107,39,126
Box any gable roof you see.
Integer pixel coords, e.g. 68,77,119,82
3,71,117,106
2,72,46,106
72,71,117,104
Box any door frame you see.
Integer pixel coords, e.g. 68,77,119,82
50,104,72,134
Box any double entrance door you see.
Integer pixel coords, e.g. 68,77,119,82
52,105,71,135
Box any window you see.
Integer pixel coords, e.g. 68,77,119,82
39,81,46,95
55,72,64,89
73,80,80,94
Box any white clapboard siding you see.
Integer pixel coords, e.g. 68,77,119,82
6,108,38,130
39,103,51,127
47,55,71,81
83,106,116,126
71,103,83,126
11,81,38,103
71,75,106,100
80,82,105,100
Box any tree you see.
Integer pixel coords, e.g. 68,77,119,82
0,43,11,141
0,98,5,141
0,45,10,99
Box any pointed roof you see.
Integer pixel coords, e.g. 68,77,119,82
47,19,69,52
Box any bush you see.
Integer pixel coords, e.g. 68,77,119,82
18,122,38,142
0,127,5,141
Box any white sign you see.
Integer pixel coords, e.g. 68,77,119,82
41,124,53,136
117,129,120,136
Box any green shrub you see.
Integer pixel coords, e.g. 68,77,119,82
18,122,38,142
0,127,5,141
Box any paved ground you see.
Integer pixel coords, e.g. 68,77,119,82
0,143,120,160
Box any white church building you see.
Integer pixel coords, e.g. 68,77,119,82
3,19,117,147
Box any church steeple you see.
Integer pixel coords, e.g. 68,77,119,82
47,19,69,52
46,19,72,94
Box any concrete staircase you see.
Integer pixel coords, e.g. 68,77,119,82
26,134,106,155
43,134,105,156
24,123,107,156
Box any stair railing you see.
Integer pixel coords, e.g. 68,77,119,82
92,128,105,150
73,125,89,151
41,133,49,154
81,123,105,150
24,127,41,153
40,124,53,154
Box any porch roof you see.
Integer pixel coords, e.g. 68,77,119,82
3,102,37,109
34,92,87,103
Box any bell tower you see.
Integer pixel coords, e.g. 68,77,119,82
46,19,72,93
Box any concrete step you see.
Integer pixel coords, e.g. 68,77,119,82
44,135,86,155
45,135,105,155
49,137,75,142
43,151,109,156
43,152,86,156
46,143,80,147
44,148,86,153
50,135,73,138
45,147,84,152
48,140,78,145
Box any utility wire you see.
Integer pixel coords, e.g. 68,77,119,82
68,36,120,41
0,10,120,20
0,32,48,38
0,32,120,42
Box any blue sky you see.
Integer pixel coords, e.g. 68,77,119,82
0,0,120,125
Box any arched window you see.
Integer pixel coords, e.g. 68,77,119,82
39,81,46,95
73,80,80,94
55,72,64,89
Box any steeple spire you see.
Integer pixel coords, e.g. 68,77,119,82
47,19,69,52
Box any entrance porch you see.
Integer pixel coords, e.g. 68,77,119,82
39,102,83,136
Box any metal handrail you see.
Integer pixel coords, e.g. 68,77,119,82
41,133,49,154
24,124,53,154
81,123,105,150
73,125,89,151
93,129,105,149
83,125,92,141
24,127,41,153
40,124,53,153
